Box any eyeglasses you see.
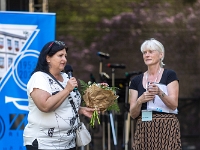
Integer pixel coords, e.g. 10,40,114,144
46,41,67,54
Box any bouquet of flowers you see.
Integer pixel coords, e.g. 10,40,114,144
79,80,120,128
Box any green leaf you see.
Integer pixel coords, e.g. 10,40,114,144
107,100,120,112
78,79,89,95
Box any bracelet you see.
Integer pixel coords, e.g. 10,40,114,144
159,91,165,97
161,92,165,97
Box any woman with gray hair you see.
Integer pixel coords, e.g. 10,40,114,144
129,38,181,149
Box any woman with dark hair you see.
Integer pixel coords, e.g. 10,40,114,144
129,38,181,149
23,41,94,150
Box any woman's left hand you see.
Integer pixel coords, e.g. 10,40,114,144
78,107,96,118
147,83,160,96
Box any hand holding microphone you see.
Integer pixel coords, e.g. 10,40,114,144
64,64,78,92
66,77,78,92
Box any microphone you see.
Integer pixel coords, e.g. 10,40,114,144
97,52,110,59
100,72,110,79
107,63,126,69
64,64,73,78
64,64,77,91
125,71,143,79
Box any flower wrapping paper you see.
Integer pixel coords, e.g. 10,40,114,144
82,84,119,111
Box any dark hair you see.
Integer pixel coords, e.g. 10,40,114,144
32,41,68,74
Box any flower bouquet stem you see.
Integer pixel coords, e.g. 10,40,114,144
90,109,100,128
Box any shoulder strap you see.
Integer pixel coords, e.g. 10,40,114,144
46,72,79,118
47,72,65,89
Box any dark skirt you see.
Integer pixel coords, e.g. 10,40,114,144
132,113,182,150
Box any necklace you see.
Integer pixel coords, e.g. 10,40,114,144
145,67,161,89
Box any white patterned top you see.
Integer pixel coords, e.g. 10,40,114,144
23,71,81,149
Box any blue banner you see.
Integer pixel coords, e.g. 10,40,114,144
0,11,56,150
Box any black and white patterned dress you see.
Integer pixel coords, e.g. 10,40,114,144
23,71,81,149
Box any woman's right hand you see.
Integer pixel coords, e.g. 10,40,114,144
142,91,155,103
65,77,78,92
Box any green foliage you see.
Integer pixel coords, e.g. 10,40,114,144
107,100,120,112
79,79,119,95
49,0,133,45
183,0,197,5
78,79,89,96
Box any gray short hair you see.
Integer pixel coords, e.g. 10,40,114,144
141,38,165,67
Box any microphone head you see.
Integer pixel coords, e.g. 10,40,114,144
97,52,110,59
107,63,126,69
64,64,73,73
64,65,77,91
100,72,110,79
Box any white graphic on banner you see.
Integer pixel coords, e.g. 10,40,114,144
0,24,39,111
